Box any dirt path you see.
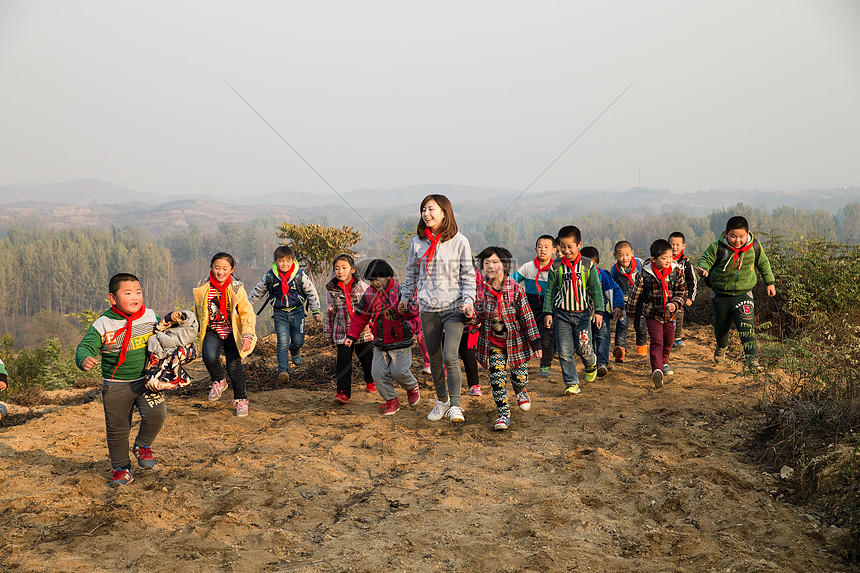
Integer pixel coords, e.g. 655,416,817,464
0,326,851,572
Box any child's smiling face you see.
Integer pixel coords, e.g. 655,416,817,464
725,228,750,249
109,280,143,315
651,249,673,271
333,259,353,283
614,246,634,268
482,253,505,282
211,258,233,283
276,256,294,274
557,236,582,261
669,237,685,257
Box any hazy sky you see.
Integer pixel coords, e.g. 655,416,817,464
1,1,858,198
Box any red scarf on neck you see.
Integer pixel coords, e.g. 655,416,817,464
419,228,443,275
726,241,753,268
209,271,231,320
652,264,672,317
616,258,638,288
278,263,295,300
532,257,553,295
672,250,684,261
560,253,583,306
338,277,355,317
110,305,147,378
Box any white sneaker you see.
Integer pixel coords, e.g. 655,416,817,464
446,406,465,423
427,399,451,421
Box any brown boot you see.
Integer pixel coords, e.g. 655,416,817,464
613,346,625,363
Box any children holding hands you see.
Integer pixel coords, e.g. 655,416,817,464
579,246,625,378
473,247,541,431
625,240,687,388
543,226,604,396
511,234,557,377
344,259,420,416
668,232,698,347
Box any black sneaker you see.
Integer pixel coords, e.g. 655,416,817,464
714,347,727,363
652,369,664,389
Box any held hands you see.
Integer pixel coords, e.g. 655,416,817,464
81,356,98,371
343,338,353,348
461,302,474,319
397,300,408,314
545,315,553,329
593,313,603,329
313,314,323,324
695,266,708,277
666,302,677,314
534,349,542,360
766,285,777,297
685,298,693,307
613,307,624,321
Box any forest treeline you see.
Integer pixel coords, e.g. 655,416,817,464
0,201,858,345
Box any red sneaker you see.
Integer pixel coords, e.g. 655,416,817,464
334,392,350,404
406,386,420,406
366,382,377,393
382,398,400,416
132,445,155,469
110,468,134,487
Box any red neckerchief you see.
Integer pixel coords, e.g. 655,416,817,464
482,280,506,332
338,277,355,317
532,257,553,295
726,241,753,268
560,253,583,306
615,258,637,288
672,250,684,261
109,305,146,378
652,264,672,318
419,228,443,275
278,262,295,300
368,279,396,328
209,271,231,320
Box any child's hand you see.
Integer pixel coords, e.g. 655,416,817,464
169,311,183,323
613,307,624,321
461,302,474,319
0,380,6,392
81,356,97,371
594,314,603,329
685,298,693,307
343,338,353,347
767,285,776,297
545,315,553,329
534,349,542,360
695,266,708,277
241,339,253,353
666,302,677,313
313,314,323,324
397,300,408,314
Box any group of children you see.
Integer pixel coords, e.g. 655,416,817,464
73,192,776,486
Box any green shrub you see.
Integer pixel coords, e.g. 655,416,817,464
0,334,94,396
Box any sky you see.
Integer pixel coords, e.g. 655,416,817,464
1,0,859,198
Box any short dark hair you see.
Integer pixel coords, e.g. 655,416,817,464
650,239,672,258
332,254,359,279
476,246,513,275
363,259,395,280
557,225,582,244
580,246,599,264
109,273,140,295
210,252,235,269
614,240,632,253
668,232,686,243
726,216,749,233
535,234,556,248
274,245,295,261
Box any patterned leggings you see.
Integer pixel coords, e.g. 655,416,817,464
488,346,528,418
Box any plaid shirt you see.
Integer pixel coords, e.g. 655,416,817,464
324,277,373,345
624,260,687,323
473,276,541,369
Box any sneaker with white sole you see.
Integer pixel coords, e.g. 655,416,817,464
110,468,133,487
234,399,249,417
382,398,400,416
427,399,451,421
208,378,227,401
469,385,482,396
563,384,581,395
406,386,420,406
446,405,465,423
652,369,664,388
133,445,155,469
596,365,608,378
493,416,510,431
515,390,531,412
663,364,674,376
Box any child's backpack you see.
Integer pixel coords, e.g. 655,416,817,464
703,239,762,288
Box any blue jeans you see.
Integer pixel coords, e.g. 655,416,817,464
614,310,648,348
592,311,611,368
553,309,596,385
273,307,305,373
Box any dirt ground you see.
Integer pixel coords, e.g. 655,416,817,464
0,325,853,572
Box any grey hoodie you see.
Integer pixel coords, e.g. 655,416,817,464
401,232,476,312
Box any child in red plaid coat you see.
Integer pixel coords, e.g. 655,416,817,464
472,246,542,431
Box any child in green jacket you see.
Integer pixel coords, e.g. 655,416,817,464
697,216,776,371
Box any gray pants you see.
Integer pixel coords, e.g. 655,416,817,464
421,309,466,407
372,347,418,401
102,378,167,469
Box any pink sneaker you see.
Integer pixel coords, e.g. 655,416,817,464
233,399,249,417
382,398,401,416
208,379,227,401
469,385,482,396
406,386,420,406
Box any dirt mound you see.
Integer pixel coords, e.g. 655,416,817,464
0,326,853,572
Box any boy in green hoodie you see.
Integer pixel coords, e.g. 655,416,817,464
76,273,170,487
697,216,776,371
